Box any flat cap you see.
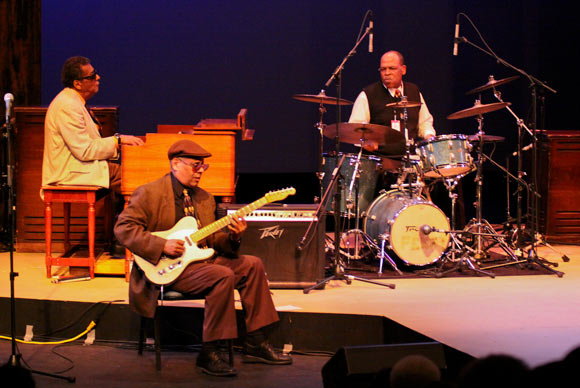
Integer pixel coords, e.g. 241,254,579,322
167,139,212,160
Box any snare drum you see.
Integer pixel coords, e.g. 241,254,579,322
416,134,473,178
363,190,450,266
322,153,381,215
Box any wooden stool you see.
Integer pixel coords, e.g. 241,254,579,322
43,185,103,279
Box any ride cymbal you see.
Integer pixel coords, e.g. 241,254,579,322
447,101,510,120
386,100,422,108
323,122,404,145
466,75,520,95
292,91,353,106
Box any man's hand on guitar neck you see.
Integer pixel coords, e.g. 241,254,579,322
163,239,185,257
228,216,247,242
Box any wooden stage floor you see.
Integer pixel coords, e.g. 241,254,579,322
1,243,580,370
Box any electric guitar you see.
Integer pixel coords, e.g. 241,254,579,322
133,187,296,285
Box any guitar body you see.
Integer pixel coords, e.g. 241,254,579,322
132,187,296,286
133,216,215,285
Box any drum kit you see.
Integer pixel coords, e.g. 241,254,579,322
293,75,533,278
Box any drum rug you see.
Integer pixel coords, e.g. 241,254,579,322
334,249,560,279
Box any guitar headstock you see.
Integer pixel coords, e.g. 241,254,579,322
264,187,296,203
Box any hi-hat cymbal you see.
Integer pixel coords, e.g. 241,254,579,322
386,100,422,108
323,122,405,145
292,91,353,105
466,75,520,95
467,134,505,143
447,101,510,120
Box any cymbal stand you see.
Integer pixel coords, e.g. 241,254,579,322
342,145,367,262
314,96,327,202
434,175,495,278
459,113,520,272
304,154,396,294
491,87,564,273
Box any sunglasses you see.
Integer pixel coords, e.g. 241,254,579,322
178,158,210,172
78,70,98,81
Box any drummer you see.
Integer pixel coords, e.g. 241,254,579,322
349,50,436,153
348,50,466,229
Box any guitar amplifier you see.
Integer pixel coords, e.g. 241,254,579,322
217,204,326,288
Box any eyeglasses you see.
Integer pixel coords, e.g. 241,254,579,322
178,158,209,172
78,70,98,81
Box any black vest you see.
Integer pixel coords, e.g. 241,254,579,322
363,81,422,141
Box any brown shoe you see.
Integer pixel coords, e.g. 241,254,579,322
196,349,238,377
242,341,293,365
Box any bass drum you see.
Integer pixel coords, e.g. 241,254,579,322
363,190,450,266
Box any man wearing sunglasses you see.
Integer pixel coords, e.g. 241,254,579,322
42,56,143,194
114,139,292,377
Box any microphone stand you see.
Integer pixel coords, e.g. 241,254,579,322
304,155,395,294
454,20,561,276
2,98,75,382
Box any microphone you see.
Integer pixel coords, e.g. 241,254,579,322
368,11,374,53
452,15,460,56
4,93,14,122
420,225,432,235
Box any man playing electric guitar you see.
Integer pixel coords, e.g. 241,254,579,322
114,139,292,377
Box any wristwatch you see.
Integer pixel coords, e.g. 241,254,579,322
114,133,121,148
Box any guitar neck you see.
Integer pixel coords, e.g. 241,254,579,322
191,197,268,242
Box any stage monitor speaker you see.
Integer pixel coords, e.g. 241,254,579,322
218,204,326,288
321,342,446,388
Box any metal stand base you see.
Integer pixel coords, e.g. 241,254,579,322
303,267,396,294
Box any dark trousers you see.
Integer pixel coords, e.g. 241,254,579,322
169,255,279,342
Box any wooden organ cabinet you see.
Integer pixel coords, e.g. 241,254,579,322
13,107,251,253
13,107,118,252
536,130,580,243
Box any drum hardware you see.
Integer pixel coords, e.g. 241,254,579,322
446,101,510,120
484,81,564,274
293,90,354,202
323,122,405,146
416,134,475,179
304,11,396,292
446,101,521,273
364,190,450,269
465,75,520,95
376,233,403,275
447,15,560,273
432,175,495,278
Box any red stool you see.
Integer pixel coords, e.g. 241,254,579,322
42,185,103,279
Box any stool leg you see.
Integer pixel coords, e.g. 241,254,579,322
88,201,95,278
138,317,146,355
154,311,161,371
45,199,53,278
63,202,71,253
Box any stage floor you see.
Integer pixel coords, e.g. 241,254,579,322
1,244,580,370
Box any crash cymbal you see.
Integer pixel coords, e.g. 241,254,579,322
447,101,510,120
292,91,353,105
386,100,422,108
467,134,505,143
323,122,405,145
466,75,520,95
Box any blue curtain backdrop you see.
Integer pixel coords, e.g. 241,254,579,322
42,0,574,175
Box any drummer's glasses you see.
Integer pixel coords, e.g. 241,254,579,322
178,158,209,172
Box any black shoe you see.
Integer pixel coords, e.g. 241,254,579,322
242,341,293,365
196,349,238,377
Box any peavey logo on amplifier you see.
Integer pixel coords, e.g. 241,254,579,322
259,225,285,239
